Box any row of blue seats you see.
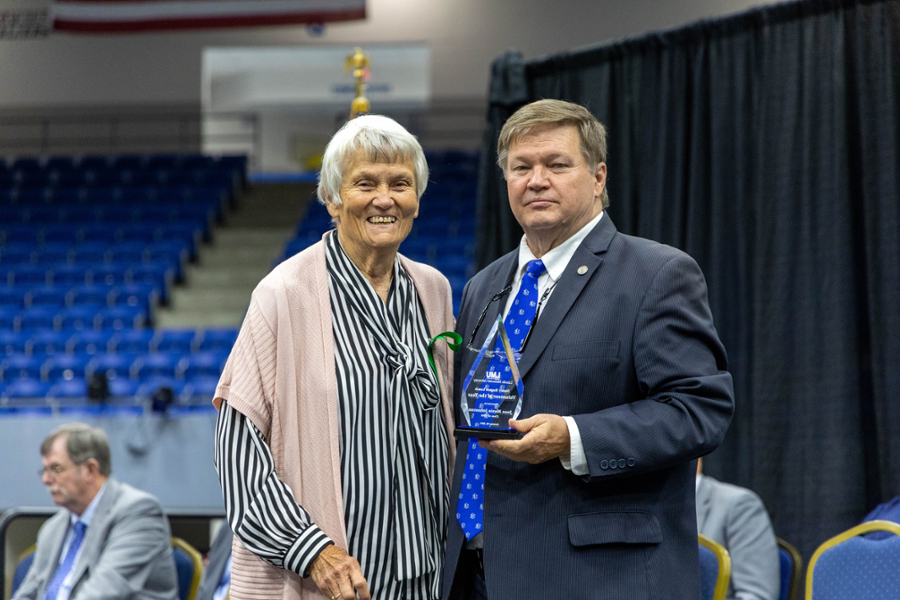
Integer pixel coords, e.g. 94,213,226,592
0,184,229,209
0,328,238,356
0,241,187,273
0,305,149,332
0,225,201,258
0,282,158,312
0,375,221,404
1,153,246,174
2,260,173,290
0,167,240,193
0,203,214,228
0,349,229,382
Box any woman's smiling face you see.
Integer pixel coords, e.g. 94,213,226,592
327,151,420,259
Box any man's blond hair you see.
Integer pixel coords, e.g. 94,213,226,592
497,99,609,208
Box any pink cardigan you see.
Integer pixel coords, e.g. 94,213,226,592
214,234,457,600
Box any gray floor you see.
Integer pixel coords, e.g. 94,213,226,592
154,182,317,329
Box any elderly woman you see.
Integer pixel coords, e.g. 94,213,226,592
213,115,456,600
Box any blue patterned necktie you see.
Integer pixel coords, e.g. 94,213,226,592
44,520,87,600
457,259,546,540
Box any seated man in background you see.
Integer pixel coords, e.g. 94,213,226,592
696,458,780,600
195,522,233,600
13,423,178,600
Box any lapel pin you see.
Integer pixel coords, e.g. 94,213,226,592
577,265,588,275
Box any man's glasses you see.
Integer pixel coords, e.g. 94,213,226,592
38,464,73,478
465,283,554,358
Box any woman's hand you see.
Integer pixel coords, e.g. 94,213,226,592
309,545,371,600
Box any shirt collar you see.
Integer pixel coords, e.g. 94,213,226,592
516,211,604,282
70,480,107,528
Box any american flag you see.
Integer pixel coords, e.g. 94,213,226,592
52,0,365,33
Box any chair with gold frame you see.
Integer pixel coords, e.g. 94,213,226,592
172,537,204,600
805,520,900,600
777,537,803,600
699,533,732,600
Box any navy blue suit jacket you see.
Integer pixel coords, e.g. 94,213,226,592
443,215,735,600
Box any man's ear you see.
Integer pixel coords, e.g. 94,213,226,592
83,458,101,478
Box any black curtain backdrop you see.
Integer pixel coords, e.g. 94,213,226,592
475,0,900,559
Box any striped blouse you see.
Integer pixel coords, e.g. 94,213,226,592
215,232,449,600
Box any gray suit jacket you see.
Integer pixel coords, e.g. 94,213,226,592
696,475,780,600
444,215,735,600
12,477,178,600
195,524,233,600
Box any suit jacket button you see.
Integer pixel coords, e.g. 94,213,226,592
627,458,635,467
617,459,626,468
600,460,609,469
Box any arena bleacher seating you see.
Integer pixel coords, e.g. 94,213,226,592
1,148,476,409
0,153,244,409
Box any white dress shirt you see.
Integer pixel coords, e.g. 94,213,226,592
502,211,605,477
53,482,107,600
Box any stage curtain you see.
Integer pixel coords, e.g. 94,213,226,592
477,0,900,558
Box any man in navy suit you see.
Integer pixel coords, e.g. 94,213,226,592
443,99,735,600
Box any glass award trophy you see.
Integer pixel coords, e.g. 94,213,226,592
455,315,525,440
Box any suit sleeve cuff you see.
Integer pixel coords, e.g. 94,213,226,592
559,416,589,476
283,524,334,578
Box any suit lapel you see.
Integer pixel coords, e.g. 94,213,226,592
37,512,71,598
69,478,120,590
517,215,617,379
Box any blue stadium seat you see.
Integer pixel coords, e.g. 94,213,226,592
88,352,139,381
69,329,114,355
181,351,229,380
16,306,60,330
111,329,156,354
1,355,47,381
50,264,91,286
3,225,42,245
0,306,19,330
59,304,104,330
154,329,196,353
183,376,220,399
108,377,141,398
46,156,76,171
129,263,173,302
111,155,144,171
91,263,130,286
195,329,238,353
69,284,114,307
0,285,29,308
29,330,75,355
82,224,121,244
0,243,36,265
109,241,148,264
41,224,80,245
109,283,159,315
0,331,31,355
44,354,93,381
33,243,73,265
50,377,88,399
1,378,51,400
133,352,187,380
9,264,50,286
97,305,147,330
27,285,70,308
146,154,181,170
70,242,111,264
137,376,187,400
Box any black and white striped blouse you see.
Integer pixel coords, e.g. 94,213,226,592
215,232,449,600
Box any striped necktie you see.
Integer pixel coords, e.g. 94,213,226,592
44,520,86,600
456,259,546,540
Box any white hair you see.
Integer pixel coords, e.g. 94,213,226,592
316,115,429,206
